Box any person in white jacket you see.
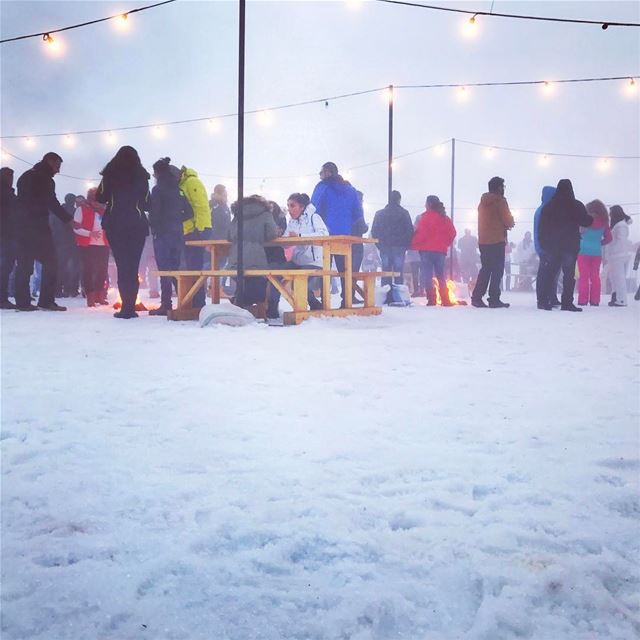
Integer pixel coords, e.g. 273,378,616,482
606,205,632,306
266,193,328,321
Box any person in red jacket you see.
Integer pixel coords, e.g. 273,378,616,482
411,195,457,306
73,188,110,307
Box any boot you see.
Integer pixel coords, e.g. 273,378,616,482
608,292,617,306
148,306,170,316
86,291,96,307
439,286,454,307
426,288,437,306
561,303,583,312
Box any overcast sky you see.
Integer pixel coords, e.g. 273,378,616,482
1,0,639,241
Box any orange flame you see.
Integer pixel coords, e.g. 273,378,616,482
433,278,459,305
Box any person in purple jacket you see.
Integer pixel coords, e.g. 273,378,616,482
311,162,365,307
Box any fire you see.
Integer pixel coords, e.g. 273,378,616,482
433,278,460,306
112,279,147,311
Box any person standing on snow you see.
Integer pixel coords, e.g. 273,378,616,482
52,193,81,298
73,187,110,307
97,145,151,319
371,190,414,297
311,161,365,307
179,165,212,310
606,205,633,307
14,152,73,312
411,195,457,306
538,178,592,312
148,158,192,316
210,184,231,242
0,167,19,309
576,200,612,306
458,228,479,286
534,185,560,310
471,176,515,308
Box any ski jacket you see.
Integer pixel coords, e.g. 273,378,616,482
285,204,329,267
606,220,632,261
311,176,363,235
149,180,192,237
210,201,231,241
16,162,71,229
411,209,457,254
579,217,612,257
179,168,211,235
477,192,514,245
371,203,414,249
539,181,592,254
533,186,556,255
97,174,150,237
0,179,18,242
227,196,280,269
73,204,109,247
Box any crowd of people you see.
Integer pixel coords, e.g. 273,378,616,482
0,147,638,320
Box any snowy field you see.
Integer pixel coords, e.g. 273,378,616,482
1,293,639,640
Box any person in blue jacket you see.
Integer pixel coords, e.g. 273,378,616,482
533,185,558,310
311,162,365,307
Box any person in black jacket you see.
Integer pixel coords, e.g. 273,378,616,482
51,193,81,298
538,179,593,312
0,167,18,308
97,146,150,319
14,152,73,311
148,157,191,316
370,190,414,289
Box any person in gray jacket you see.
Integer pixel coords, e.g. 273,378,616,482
209,184,231,242
228,195,280,306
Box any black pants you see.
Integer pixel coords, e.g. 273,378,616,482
79,245,110,296
267,262,321,316
472,242,505,303
0,237,17,302
352,244,363,274
334,254,346,302
56,245,81,296
539,250,577,306
15,227,57,307
107,229,146,314
153,232,183,308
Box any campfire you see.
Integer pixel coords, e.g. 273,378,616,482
433,278,467,306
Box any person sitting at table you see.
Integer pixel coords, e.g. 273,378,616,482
266,193,328,322
227,195,280,307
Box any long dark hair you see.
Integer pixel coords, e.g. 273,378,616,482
101,146,149,182
610,205,631,229
152,157,178,188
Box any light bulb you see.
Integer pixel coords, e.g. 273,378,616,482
63,134,74,147
598,158,611,172
542,81,554,96
457,86,470,102
484,147,495,159
207,118,221,133
105,131,117,146
434,144,446,156
257,110,274,127
24,137,35,148
625,77,637,96
43,33,63,55
462,14,478,38
538,154,550,167
153,126,165,139
114,13,130,31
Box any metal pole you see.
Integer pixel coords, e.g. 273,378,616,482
388,84,393,205
236,0,246,305
449,137,456,280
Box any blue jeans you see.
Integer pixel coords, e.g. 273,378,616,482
153,231,183,308
419,251,446,290
379,246,406,287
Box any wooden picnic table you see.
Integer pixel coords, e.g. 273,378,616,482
186,235,377,309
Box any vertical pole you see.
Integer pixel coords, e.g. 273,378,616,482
449,137,456,280
236,0,246,305
387,84,394,205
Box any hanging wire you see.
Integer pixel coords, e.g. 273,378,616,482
373,0,640,28
456,139,640,159
1,75,636,140
0,0,177,44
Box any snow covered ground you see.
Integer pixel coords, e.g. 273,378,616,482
1,293,639,640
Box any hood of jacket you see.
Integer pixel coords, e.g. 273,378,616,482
540,186,556,206
479,192,505,208
233,196,271,221
180,167,200,182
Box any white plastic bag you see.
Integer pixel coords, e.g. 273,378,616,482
199,303,256,327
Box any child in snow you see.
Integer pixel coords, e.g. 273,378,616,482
606,205,633,307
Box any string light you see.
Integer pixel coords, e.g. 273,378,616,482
23,137,35,148
385,86,395,103
42,33,63,55
104,131,117,146
257,110,274,126
462,13,478,37
207,118,221,133
541,81,555,96
538,154,550,166
152,125,165,139
63,134,75,147
114,13,130,31
456,86,470,102
626,77,638,95
434,143,447,156
598,157,611,171
484,147,495,158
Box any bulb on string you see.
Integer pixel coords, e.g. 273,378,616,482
384,87,394,104
484,147,495,159
114,13,131,31
42,33,63,55
541,81,555,96
598,158,611,172
105,131,117,146
456,86,470,102
538,154,550,167
257,110,274,127
152,125,165,139
23,137,35,148
434,144,447,156
462,14,478,38
207,118,221,133
63,134,75,147
625,77,637,96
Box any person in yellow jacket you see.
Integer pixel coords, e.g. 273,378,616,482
179,166,212,308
